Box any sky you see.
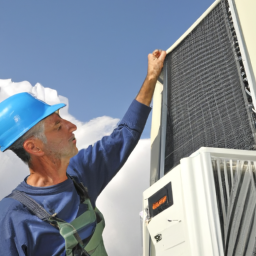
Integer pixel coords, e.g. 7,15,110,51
0,0,214,138
0,0,215,255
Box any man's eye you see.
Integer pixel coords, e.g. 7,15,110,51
58,126,61,130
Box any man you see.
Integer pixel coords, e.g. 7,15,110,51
0,49,166,256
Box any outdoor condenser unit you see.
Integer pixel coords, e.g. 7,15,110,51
143,0,256,255
143,148,256,256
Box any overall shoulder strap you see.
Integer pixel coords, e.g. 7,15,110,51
68,174,89,203
7,175,89,219
7,190,52,220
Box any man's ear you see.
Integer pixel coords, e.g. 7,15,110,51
23,138,45,157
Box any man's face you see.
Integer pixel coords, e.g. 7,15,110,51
42,112,78,159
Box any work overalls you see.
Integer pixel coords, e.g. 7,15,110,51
8,176,108,256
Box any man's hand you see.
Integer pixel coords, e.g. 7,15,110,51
147,49,166,80
136,49,166,106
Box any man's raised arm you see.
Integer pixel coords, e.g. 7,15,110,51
136,49,166,106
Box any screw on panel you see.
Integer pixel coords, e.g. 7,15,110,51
154,234,162,242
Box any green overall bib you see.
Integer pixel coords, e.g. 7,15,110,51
49,198,107,256
8,176,108,256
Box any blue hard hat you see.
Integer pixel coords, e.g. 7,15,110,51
0,92,66,152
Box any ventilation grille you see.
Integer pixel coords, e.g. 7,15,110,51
164,1,255,173
212,158,256,255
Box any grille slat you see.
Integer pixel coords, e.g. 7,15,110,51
243,208,256,256
235,182,256,256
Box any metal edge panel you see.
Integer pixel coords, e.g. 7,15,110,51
159,61,168,179
150,81,163,185
150,81,163,144
228,0,256,119
233,0,256,85
201,153,225,255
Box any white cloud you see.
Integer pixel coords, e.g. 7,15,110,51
0,150,29,198
0,79,150,256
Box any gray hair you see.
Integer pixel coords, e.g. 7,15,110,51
9,120,47,165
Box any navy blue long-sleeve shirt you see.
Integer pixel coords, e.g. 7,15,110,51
0,100,151,256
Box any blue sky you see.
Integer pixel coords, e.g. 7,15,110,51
0,0,214,138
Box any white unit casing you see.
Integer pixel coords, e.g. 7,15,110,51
143,147,256,256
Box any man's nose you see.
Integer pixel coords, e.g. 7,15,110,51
69,121,77,132
64,119,77,132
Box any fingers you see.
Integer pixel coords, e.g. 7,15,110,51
158,50,166,62
152,49,166,61
152,49,161,59
153,49,161,59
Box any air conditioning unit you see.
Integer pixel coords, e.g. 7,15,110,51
150,0,256,184
143,0,256,255
143,147,256,256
